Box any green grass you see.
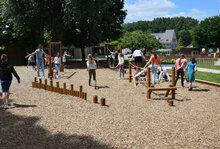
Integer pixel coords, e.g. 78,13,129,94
197,64,220,70
195,71,220,83
167,70,220,83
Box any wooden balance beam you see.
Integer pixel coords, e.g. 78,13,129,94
146,67,177,99
32,78,87,100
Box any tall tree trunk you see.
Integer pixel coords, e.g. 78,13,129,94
81,46,85,62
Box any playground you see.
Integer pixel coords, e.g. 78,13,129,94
1,66,220,148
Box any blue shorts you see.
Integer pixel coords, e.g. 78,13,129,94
1,80,12,92
134,56,142,64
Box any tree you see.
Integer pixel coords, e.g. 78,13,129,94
191,15,220,47
1,0,126,61
114,30,162,52
177,30,192,46
176,37,184,53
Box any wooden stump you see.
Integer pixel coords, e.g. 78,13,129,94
168,100,174,106
100,98,106,106
93,95,98,103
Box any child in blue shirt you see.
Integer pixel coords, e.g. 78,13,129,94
186,58,197,91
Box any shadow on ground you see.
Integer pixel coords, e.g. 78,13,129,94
0,106,114,149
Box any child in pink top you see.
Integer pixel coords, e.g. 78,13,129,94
175,55,186,87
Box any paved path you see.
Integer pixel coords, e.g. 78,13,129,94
198,67,220,74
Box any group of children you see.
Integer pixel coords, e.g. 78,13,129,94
25,44,71,79
132,51,197,90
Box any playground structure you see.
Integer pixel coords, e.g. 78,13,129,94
128,61,177,103
105,44,122,68
48,41,64,78
146,67,177,100
32,77,87,100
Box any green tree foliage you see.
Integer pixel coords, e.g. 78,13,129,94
114,30,162,52
191,15,220,47
177,30,192,46
176,37,184,53
122,17,198,38
0,0,126,61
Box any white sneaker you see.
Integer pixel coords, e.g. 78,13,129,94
117,78,121,80
184,80,187,83
3,104,7,109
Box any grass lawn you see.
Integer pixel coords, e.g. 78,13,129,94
197,64,220,70
195,71,220,83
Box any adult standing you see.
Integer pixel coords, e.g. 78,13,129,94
132,49,145,74
175,54,185,87
27,44,48,78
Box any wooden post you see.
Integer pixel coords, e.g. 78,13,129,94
172,67,175,99
100,98,106,106
168,100,174,106
44,79,47,90
39,79,42,88
56,82,59,93
70,84,74,96
129,61,132,83
93,95,98,103
146,67,151,99
32,77,37,88
84,93,87,100
79,85,83,98
120,46,122,54
63,83,66,95
172,67,175,86
59,41,64,72
48,40,53,78
50,80,53,91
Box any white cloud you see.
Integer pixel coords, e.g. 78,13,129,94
124,0,208,22
124,0,177,22
174,9,208,19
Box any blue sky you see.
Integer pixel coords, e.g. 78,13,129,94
124,0,220,23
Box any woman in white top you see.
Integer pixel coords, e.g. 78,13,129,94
116,53,124,79
132,49,145,74
54,52,60,78
86,54,97,89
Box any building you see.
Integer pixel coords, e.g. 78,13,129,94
151,30,178,49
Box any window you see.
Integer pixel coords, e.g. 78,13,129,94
193,50,199,55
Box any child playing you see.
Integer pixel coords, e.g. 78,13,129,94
54,52,60,78
157,68,171,83
94,53,100,68
0,54,20,109
116,53,124,79
186,58,197,91
86,54,97,89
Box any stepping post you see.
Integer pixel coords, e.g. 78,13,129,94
93,95,98,103
79,85,83,98
56,82,60,93
100,98,106,106
44,79,47,90
50,80,53,91
63,83,67,95
70,84,74,96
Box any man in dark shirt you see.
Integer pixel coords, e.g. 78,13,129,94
0,54,20,109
